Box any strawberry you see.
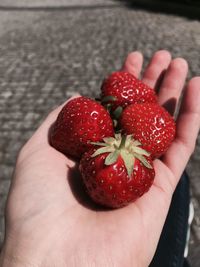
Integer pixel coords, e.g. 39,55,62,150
101,71,157,110
120,103,176,158
50,96,114,158
79,134,155,208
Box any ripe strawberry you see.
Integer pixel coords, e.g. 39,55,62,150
50,96,114,158
120,103,176,158
101,71,157,110
79,134,155,208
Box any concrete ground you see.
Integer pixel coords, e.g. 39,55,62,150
0,0,200,266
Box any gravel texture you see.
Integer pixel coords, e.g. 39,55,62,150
0,1,199,266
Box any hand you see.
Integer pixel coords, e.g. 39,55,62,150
1,51,200,267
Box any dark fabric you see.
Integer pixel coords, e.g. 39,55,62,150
183,259,191,267
149,172,190,267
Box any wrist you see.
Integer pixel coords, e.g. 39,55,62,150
0,243,40,267
0,246,24,267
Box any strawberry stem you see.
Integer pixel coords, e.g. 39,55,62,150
119,135,126,150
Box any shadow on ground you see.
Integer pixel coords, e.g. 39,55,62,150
0,0,199,19
116,0,200,20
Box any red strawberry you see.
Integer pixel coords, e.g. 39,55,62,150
79,134,155,208
120,103,176,158
101,71,157,109
50,96,114,158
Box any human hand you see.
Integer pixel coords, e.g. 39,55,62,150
0,51,200,267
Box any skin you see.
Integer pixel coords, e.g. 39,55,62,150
0,50,200,267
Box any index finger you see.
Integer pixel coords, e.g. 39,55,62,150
121,51,143,78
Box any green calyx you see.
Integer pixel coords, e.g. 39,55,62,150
101,95,117,104
101,95,123,129
101,95,117,115
112,106,123,119
91,134,153,177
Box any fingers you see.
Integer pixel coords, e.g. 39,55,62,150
122,51,143,78
162,77,200,187
157,58,188,114
142,50,171,89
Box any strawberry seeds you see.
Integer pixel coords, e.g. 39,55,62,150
50,71,176,208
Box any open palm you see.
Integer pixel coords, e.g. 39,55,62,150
2,51,200,267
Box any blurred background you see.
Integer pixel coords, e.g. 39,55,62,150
0,0,199,266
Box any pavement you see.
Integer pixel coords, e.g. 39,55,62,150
0,0,200,266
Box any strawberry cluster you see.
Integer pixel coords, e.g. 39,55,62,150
50,71,176,208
